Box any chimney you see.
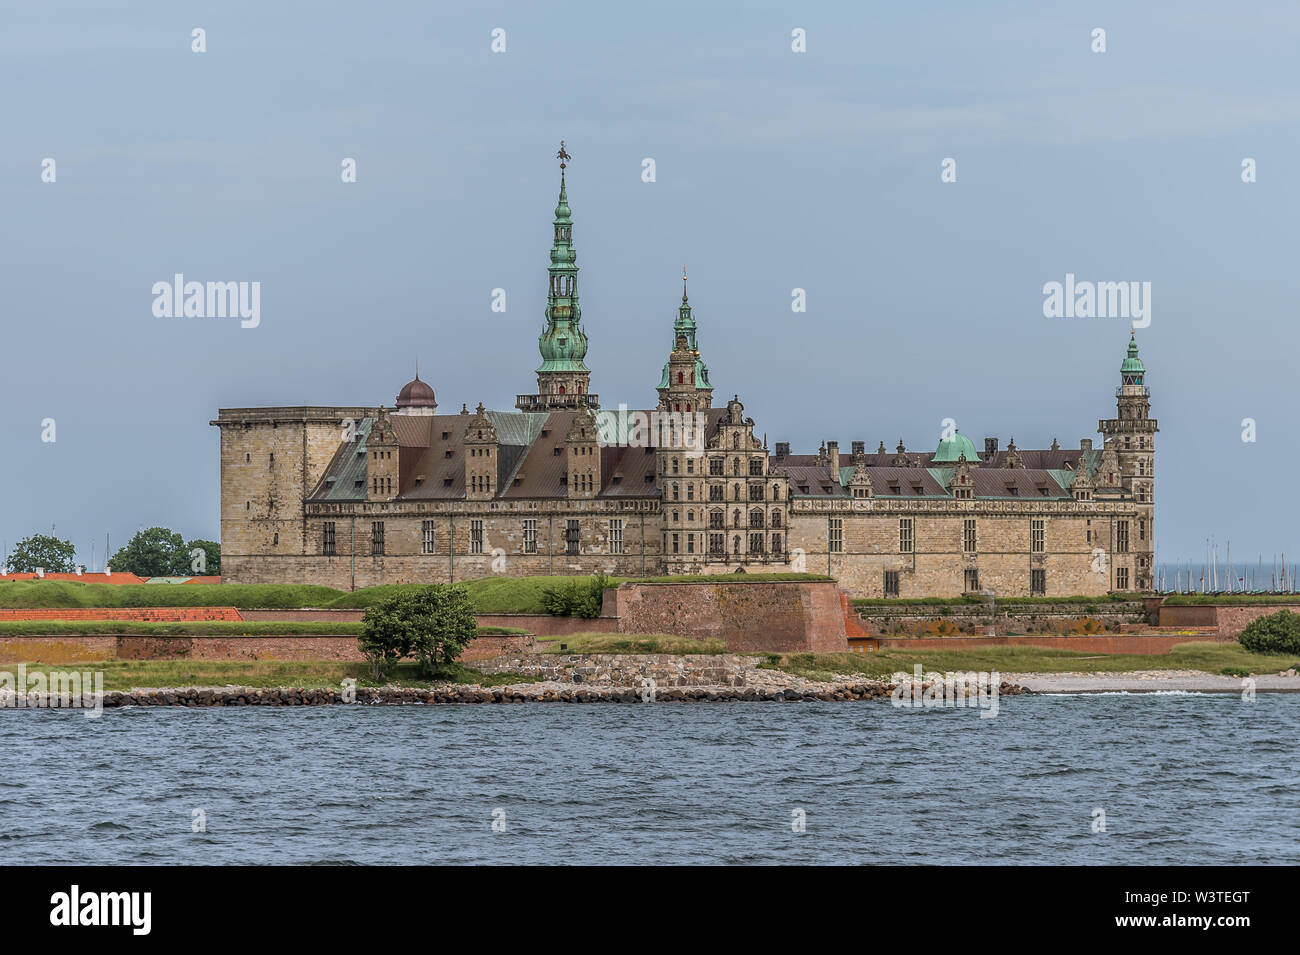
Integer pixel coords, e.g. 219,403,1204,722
1080,438,1093,452
984,437,999,457
827,441,840,476
851,440,865,456
775,441,789,460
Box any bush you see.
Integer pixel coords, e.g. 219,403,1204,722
1238,610,1300,655
359,585,478,678
540,572,609,618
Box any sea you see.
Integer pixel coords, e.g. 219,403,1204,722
3,693,1296,865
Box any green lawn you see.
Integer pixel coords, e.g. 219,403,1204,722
852,594,1139,608
9,659,536,690
535,632,727,654
766,642,1300,682
0,574,831,614
1163,594,1300,606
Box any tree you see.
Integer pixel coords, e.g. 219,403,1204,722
183,539,221,576
108,527,186,577
1239,609,1300,656
359,585,479,678
6,534,76,573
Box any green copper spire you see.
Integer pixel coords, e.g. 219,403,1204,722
658,268,713,389
1120,330,1145,383
536,142,590,377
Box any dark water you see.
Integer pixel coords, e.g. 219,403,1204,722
3,695,1296,865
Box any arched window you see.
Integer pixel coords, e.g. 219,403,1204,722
677,372,684,384
559,385,566,394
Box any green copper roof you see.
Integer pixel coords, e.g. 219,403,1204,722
1120,332,1145,376
537,166,590,374
932,430,980,463
657,277,712,389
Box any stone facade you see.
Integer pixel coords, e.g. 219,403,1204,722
211,158,1157,598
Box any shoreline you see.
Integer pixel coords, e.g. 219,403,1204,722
999,669,1300,694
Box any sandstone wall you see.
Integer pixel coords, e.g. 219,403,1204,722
610,580,847,653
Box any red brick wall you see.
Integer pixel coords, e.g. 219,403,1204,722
1156,605,1219,628
0,607,243,622
1214,605,1300,638
0,633,535,664
611,581,848,653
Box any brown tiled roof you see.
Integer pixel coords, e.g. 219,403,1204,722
309,407,726,502
966,468,1070,499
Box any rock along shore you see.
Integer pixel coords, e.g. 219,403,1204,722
92,678,1028,707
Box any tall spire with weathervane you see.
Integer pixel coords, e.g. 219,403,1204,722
521,142,595,410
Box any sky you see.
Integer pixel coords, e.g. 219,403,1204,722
2,0,1297,570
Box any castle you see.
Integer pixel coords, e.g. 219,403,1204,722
212,154,1157,597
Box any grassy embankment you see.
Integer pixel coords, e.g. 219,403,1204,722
0,621,524,637
764,642,1300,681
851,593,1139,608
9,659,535,690
0,573,829,614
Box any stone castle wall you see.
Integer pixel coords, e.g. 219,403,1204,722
610,580,847,653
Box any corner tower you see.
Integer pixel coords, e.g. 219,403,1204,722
657,270,713,412
518,142,595,411
1098,331,1158,589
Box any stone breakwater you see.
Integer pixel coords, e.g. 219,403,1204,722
90,679,1028,707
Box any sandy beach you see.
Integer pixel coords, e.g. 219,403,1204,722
1002,669,1300,694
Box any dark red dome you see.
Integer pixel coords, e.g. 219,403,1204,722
395,376,436,408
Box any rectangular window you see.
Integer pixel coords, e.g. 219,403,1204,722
749,484,764,501
470,519,484,555
608,519,624,554
709,459,724,476
899,518,914,554
963,518,977,554
523,518,537,554
1138,519,1146,542
749,459,763,476
371,521,385,556
1031,569,1046,595
884,570,900,597
421,520,436,555
687,533,695,554
1031,518,1045,554
323,522,336,556
1116,520,1129,554
709,533,724,555
566,520,580,555
1116,567,1130,590
964,568,980,593
709,485,724,501
749,532,765,554
829,517,843,553
671,533,679,555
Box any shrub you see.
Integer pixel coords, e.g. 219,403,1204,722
359,585,478,678
1238,610,1300,655
540,572,609,618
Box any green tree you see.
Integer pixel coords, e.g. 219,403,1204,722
1238,609,1300,655
359,585,479,678
6,534,76,573
182,539,221,576
108,527,186,577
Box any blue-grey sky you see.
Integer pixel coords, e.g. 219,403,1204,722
2,0,1296,569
